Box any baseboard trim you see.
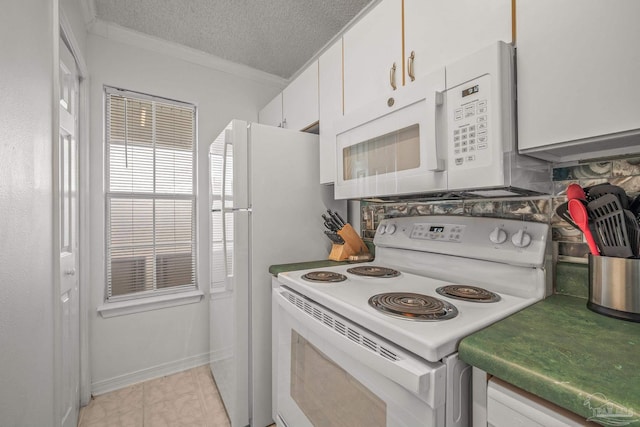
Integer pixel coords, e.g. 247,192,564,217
91,352,211,396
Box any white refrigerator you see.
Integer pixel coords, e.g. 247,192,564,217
209,120,345,427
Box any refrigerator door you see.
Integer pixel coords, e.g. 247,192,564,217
247,123,344,427
209,120,250,427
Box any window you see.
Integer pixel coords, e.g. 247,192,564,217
105,87,196,300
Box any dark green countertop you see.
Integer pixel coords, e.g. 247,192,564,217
459,294,640,421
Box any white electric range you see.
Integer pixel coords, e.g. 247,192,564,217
272,215,550,427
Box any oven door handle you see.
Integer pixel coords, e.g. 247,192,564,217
275,288,446,406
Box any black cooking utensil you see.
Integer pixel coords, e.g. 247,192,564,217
629,194,640,216
555,201,580,230
624,210,640,257
586,183,630,209
587,194,634,258
334,211,347,227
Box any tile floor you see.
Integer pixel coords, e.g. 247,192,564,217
78,365,231,427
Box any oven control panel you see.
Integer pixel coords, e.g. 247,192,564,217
374,215,550,268
410,223,466,243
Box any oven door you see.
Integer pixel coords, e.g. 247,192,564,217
334,68,446,200
273,287,446,427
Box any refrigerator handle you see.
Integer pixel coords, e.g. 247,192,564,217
222,133,232,289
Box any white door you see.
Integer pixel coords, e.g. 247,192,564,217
404,0,511,82
343,0,402,114
258,93,283,128
282,60,319,131
58,38,80,427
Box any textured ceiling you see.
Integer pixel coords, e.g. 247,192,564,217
93,0,374,79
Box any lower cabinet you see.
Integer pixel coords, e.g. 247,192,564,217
487,378,595,427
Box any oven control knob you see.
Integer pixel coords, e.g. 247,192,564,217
386,224,397,235
489,227,507,244
377,224,386,235
512,229,532,248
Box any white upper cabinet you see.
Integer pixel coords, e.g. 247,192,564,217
283,60,319,131
404,0,511,82
343,0,402,114
343,0,511,115
259,62,319,131
319,40,343,184
258,93,283,128
516,0,640,162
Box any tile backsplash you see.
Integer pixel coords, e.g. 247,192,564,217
360,156,640,263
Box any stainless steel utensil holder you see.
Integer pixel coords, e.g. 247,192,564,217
588,255,640,322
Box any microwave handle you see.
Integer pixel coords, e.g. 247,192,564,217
426,91,445,172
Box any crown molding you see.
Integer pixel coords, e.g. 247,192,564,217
87,18,288,87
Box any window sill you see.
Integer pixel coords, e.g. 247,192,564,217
97,290,204,318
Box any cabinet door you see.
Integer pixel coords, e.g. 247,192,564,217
282,60,319,131
258,93,283,128
319,40,343,184
404,0,511,83
343,0,402,115
517,0,640,160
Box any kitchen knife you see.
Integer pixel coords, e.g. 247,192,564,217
324,230,344,244
323,213,341,231
327,209,344,228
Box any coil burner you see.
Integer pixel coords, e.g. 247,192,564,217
301,271,347,283
347,266,401,278
436,285,501,303
368,292,458,321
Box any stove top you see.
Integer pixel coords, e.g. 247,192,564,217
276,215,549,362
347,265,401,278
368,292,458,321
301,271,347,283
436,285,501,303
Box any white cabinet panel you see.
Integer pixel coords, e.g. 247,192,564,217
319,40,343,184
343,0,402,114
404,0,511,82
517,0,640,161
258,93,283,128
283,61,319,131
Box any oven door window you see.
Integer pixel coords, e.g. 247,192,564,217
290,330,386,427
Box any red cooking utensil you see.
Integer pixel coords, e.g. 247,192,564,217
568,198,600,255
566,183,587,201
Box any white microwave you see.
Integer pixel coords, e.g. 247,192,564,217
334,41,551,200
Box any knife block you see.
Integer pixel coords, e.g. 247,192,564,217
328,223,369,261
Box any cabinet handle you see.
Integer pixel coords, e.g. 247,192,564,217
390,63,397,90
407,51,415,82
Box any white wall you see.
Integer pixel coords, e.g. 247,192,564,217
87,32,282,392
0,1,56,425
60,0,88,59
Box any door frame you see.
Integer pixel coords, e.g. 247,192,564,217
60,10,91,406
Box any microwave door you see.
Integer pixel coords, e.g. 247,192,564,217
335,68,447,200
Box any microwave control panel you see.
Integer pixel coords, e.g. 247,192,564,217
447,74,493,171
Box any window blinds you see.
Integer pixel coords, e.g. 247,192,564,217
105,88,196,300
